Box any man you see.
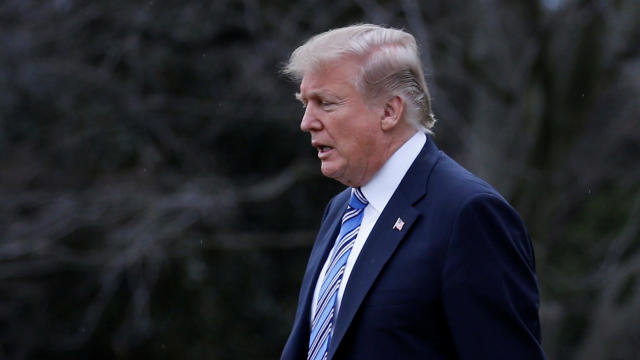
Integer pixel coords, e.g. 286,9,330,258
281,24,545,360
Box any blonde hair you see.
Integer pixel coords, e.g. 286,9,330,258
283,24,436,133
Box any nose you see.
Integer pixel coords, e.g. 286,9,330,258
300,104,322,133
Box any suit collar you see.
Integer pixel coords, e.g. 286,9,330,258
361,131,426,213
397,135,440,205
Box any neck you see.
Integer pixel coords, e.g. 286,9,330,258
351,128,418,187
383,125,418,162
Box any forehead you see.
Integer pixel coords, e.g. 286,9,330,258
299,59,360,95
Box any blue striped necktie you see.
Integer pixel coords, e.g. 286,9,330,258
308,188,368,360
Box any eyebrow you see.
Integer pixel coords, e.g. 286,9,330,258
295,90,339,103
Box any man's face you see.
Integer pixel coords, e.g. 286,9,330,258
297,60,387,187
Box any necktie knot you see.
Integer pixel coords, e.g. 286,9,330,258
349,188,368,210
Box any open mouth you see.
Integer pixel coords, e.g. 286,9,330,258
315,145,334,159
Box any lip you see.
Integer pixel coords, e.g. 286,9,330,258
317,147,334,160
312,141,334,160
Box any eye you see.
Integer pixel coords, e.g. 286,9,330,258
320,100,336,110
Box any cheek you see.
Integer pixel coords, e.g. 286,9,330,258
339,134,375,169
330,112,378,156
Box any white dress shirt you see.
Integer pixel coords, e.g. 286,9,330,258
310,131,427,321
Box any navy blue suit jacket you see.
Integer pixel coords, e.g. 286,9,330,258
282,138,545,359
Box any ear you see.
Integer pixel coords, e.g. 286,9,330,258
380,96,405,131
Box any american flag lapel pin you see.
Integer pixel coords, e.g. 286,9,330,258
393,217,405,231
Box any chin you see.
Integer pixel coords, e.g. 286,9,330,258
320,168,337,180
320,165,344,183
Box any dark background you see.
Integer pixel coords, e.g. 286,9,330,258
1,0,639,359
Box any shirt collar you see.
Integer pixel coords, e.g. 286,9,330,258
360,131,427,214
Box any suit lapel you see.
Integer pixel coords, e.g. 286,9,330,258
327,138,441,359
304,189,351,306
285,190,349,358
299,209,343,316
